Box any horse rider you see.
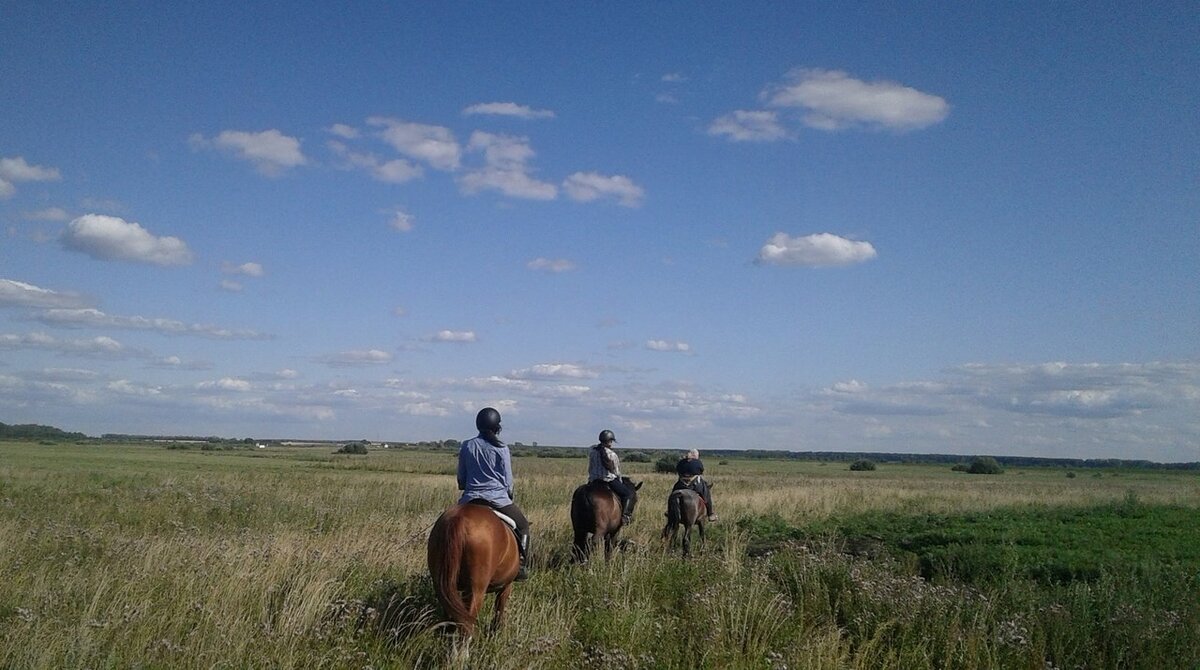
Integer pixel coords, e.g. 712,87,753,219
673,448,718,522
589,429,636,525
457,407,531,581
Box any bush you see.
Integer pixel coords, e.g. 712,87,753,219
654,455,677,473
335,442,368,455
849,459,877,471
624,451,651,463
967,456,1003,475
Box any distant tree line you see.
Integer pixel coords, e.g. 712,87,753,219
0,423,86,441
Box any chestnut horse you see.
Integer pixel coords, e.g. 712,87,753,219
570,477,642,562
662,488,707,556
426,503,520,636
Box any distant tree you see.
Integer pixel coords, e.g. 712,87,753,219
654,455,676,473
335,442,368,455
849,459,877,471
442,439,460,449
624,451,651,463
967,456,1004,475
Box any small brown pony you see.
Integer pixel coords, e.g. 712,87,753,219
662,488,707,556
570,476,642,562
426,503,520,636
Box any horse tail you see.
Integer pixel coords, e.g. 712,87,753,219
669,490,682,523
429,510,472,627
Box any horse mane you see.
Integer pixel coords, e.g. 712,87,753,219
429,508,471,626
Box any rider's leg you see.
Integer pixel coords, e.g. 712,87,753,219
496,503,531,580
697,478,717,520
607,478,635,522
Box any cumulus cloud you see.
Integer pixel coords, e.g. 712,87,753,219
327,140,423,184
219,279,242,292
756,232,877,267
368,117,461,170
197,378,253,392
35,307,270,340
191,129,308,175
327,123,360,139
61,214,193,266
0,331,143,358
222,261,264,277
646,340,691,353
429,330,477,343
707,110,790,142
0,156,61,198
563,172,645,207
527,257,576,273
459,131,557,200
463,102,555,119
0,279,88,309
764,68,949,131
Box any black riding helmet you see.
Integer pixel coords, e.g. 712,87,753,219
598,429,616,444
476,407,502,434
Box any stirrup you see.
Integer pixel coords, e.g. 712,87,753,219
515,565,529,581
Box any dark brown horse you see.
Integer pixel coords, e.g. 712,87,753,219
570,477,642,562
662,488,707,556
426,503,520,636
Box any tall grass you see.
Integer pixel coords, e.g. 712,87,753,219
1,441,1197,668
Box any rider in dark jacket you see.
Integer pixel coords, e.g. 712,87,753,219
672,449,717,521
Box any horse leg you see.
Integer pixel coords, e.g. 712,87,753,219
682,523,692,557
572,530,589,563
491,582,514,633
603,532,614,561
697,518,706,553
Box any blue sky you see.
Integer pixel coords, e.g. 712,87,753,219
2,3,1197,461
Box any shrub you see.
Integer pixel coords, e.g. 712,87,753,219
624,451,651,463
967,456,1003,475
849,459,877,471
335,442,368,455
951,463,969,472
654,455,677,473
1066,471,1076,479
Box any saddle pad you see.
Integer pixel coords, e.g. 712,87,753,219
491,509,517,530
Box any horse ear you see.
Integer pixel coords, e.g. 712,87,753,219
634,481,643,490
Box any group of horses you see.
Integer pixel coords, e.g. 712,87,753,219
426,475,710,636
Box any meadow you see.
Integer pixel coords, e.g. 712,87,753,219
1,440,1197,669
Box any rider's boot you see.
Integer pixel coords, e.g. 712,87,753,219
621,498,634,526
515,532,530,581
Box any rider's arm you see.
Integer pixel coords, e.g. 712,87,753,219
456,442,467,490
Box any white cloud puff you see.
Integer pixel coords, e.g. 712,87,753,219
430,330,477,343
36,307,269,339
368,117,461,171
562,172,645,207
320,349,394,367
756,232,877,267
765,68,949,131
61,214,194,266
527,258,576,273
707,110,790,142
192,129,307,175
222,262,264,277
327,140,423,184
463,102,555,119
459,131,557,200
510,363,599,380
646,340,691,353
0,156,62,198
389,208,415,232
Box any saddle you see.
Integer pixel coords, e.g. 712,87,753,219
490,509,517,531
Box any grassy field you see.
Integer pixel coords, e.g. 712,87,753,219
1,440,1197,669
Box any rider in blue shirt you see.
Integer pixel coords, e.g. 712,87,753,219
458,407,531,580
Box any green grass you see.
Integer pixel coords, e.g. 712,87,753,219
1,440,1198,669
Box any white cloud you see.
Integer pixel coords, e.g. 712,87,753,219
319,349,394,367
328,140,423,184
661,73,686,83
218,280,243,292
327,123,360,139
368,117,461,170
646,339,691,353
527,257,576,273
197,378,253,392
562,172,645,207
756,232,877,267
35,307,270,340
459,131,557,200
0,279,88,309
192,129,308,175
389,208,415,232
463,102,555,119
764,68,949,131
430,330,477,343
0,156,62,199
222,261,264,277
510,363,599,380
61,214,194,266
707,110,790,142
0,331,141,358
